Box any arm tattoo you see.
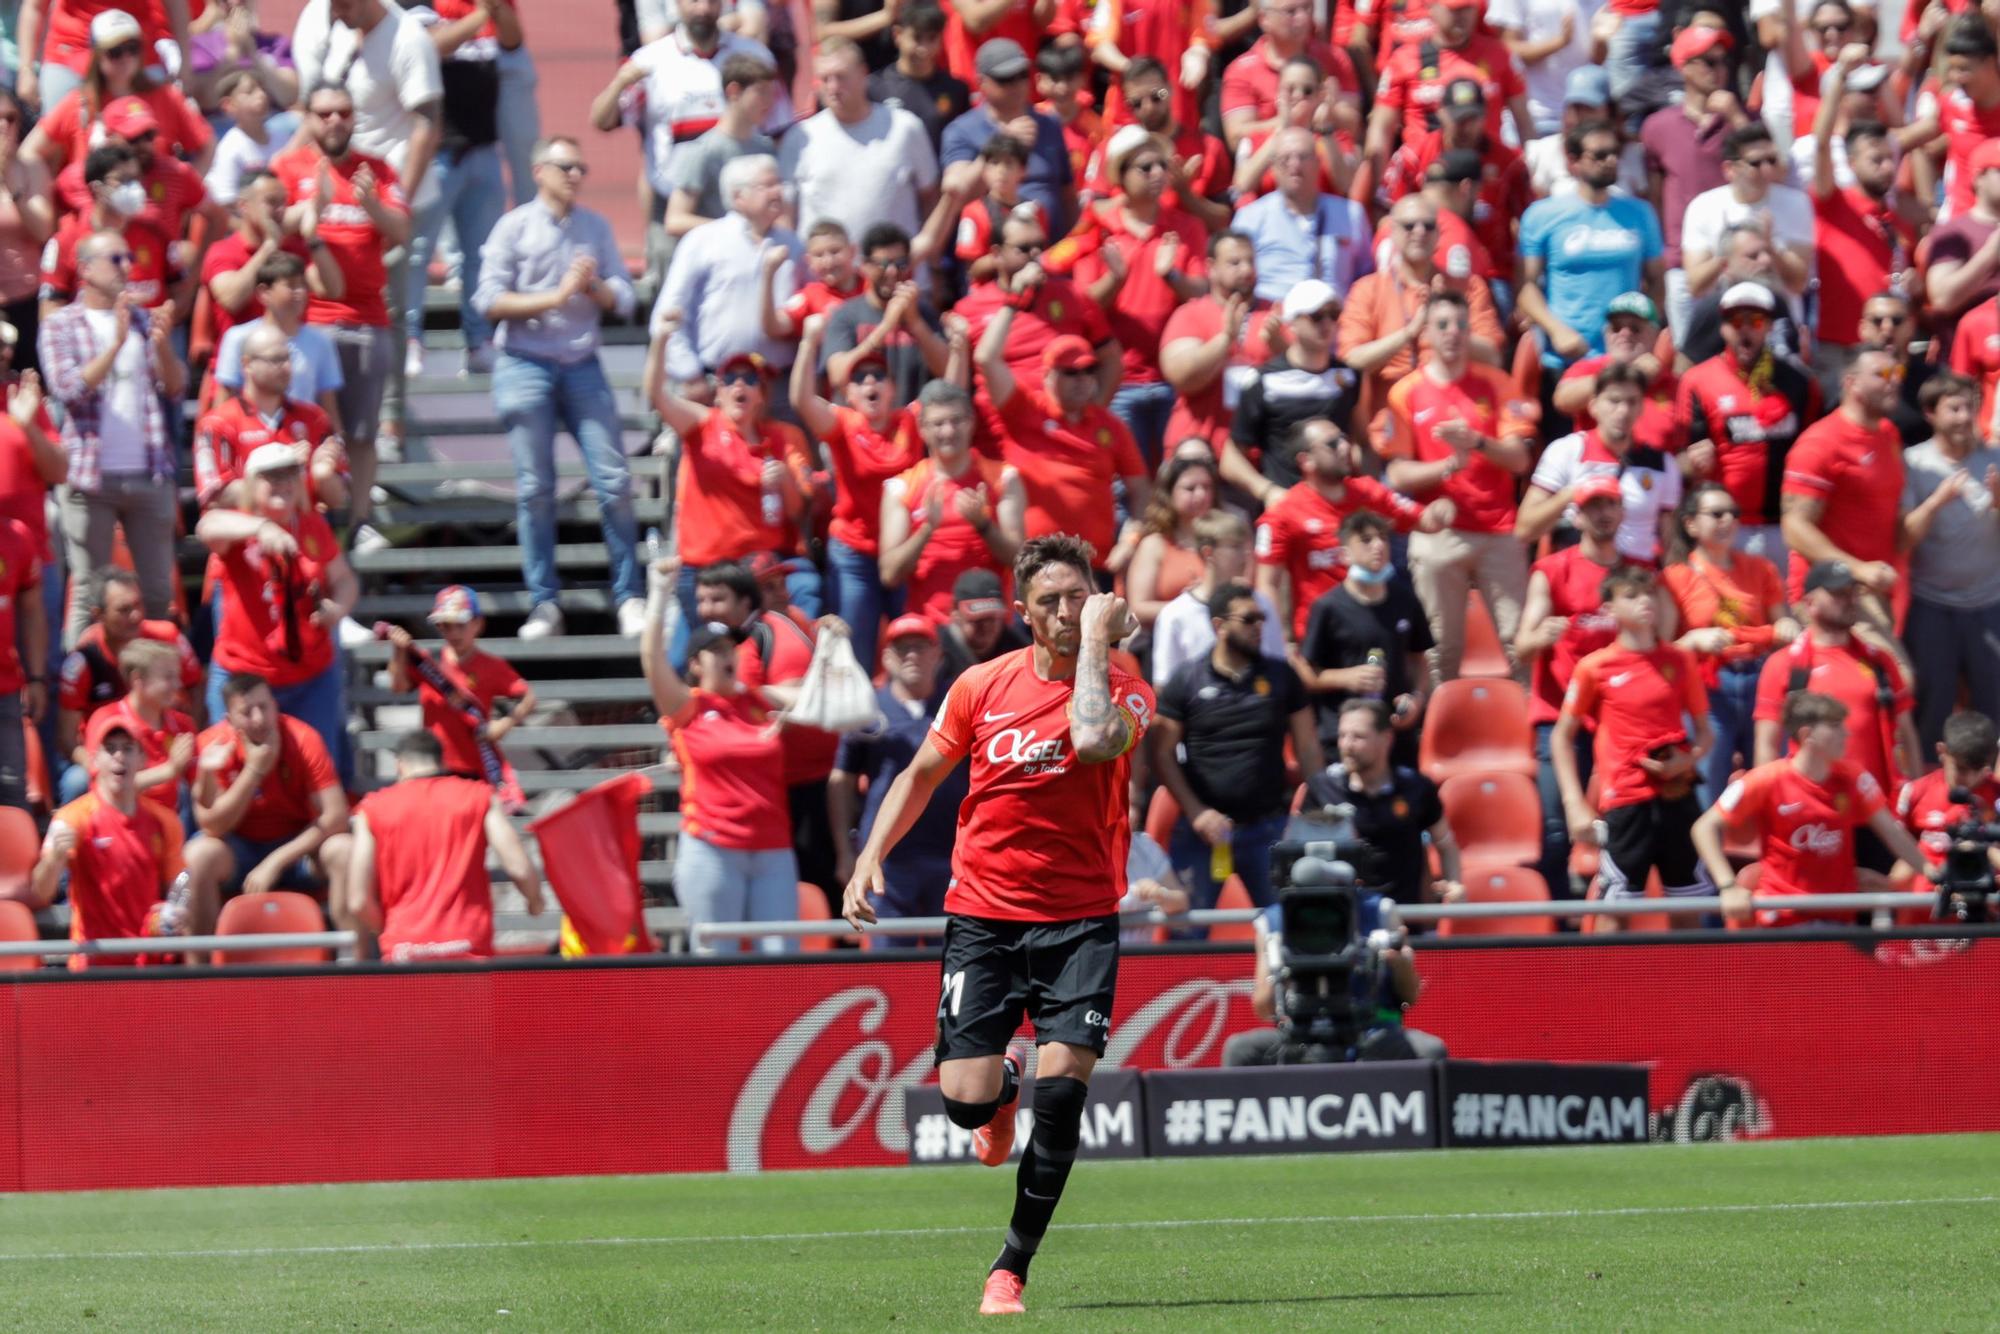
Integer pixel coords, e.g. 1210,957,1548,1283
1070,633,1130,760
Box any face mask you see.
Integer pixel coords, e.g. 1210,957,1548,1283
1349,562,1395,586
107,180,146,217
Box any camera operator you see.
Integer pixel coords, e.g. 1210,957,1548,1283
1298,698,1464,909
1898,711,2000,875
1221,876,1445,1066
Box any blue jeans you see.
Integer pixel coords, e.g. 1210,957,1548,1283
498,46,542,207
494,351,643,609
675,835,799,954
1110,378,1175,468
1167,810,1288,940
1605,10,1662,108
826,537,900,675
206,656,353,792
405,144,505,347
1534,720,1593,901
1703,664,1763,805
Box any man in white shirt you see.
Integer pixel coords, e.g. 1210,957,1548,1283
1680,123,1815,305
1151,509,1284,690
777,35,937,243
1486,0,1609,138
291,0,442,213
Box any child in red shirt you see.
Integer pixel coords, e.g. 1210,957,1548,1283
951,135,1051,285
1554,565,1713,925
770,220,863,339
386,585,536,791
104,638,198,807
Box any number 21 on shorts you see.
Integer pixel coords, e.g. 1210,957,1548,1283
940,969,966,1018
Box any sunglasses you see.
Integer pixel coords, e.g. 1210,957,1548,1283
850,365,889,385
1580,147,1620,161
1395,218,1439,233
1723,312,1770,329
542,160,589,176
103,41,143,59
97,253,133,267
1221,612,1266,625
1862,312,1908,325
1698,507,1739,519
716,368,763,386
865,254,910,271
1303,308,1338,324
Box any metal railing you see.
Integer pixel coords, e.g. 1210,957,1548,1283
0,932,359,962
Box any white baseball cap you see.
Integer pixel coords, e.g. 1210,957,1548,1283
90,9,143,47
1281,279,1341,322
1719,282,1776,313
244,442,306,476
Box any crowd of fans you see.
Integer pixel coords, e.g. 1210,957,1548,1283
5,0,2000,963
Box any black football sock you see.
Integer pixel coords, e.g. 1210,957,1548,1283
992,1076,1088,1281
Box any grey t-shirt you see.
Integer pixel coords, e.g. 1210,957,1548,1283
1901,439,2000,609
668,127,778,221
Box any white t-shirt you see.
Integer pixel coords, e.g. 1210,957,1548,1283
1787,133,1856,193
1679,183,1815,289
293,1,445,211
625,31,784,197
80,307,151,475
204,124,274,206
1530,430,1684,562
1483,0,1608,136
1151,586,1287,690
777,104,939,242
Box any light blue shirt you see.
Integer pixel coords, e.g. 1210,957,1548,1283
653,212,801,383
1233,192,1375,305
214,321,345,401
1518,193,1664,370
474,200,636,365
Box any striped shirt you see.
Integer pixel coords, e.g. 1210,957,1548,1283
38,300,175,494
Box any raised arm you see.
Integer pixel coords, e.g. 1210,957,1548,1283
640,555,692,719
789,314,839,438
1069,593,1139,763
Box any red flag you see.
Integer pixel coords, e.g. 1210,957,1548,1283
526,771,654,956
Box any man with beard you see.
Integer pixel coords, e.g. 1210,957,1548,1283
1676,283,1819,569
1780,345,1907,629
1158,232,1277,457
936,568,1027,688
951,210,1119,423
821,223,949,410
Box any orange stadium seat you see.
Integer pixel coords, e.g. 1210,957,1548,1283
1460,590,1512,679
0,805,39,901
0,898,39,970
1439,772,1541,867
1438,864,1555,937
796,881,833,952
1209,875,1258,942
1418,678,1536,781
1144,785,1181,849
214,892,332,965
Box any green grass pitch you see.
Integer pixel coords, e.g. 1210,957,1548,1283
1,1135,1995,1330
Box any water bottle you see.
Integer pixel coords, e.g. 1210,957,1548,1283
1364,648,1387,700
1210,841,1234,882
761,477,782,528
150,871,193,938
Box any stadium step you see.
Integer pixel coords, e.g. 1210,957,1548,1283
351,677,655,707
375,458,668,488
372,496,670,528
351,544,615,576
355,587,618,621
347,634,647,665
356,722,665,752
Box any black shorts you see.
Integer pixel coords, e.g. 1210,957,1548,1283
1599,796,1703,899
934,914,1120,1063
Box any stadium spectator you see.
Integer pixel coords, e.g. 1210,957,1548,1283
1520,363,1682,564
0,347,57,665
290,0,442,229
663,54,778,248
779,36,937,242
790,309,928,669
1253,417,1432,644
951,207,1118,417
933,135,1042,287
1060,126,1209,463
30,710,222,965
1224,279,1362,498
1524,67,1649,200
1153,578,1324,931
1031,30,1099,185
39,143,178,315
1515,475,1635,894
1486,0,1601,138
1780,344,1905,621
81,638,196,810
271,81,411,540
1088,57,1231,233
1696,689,1925,926
186,0,300,124
476,134,644,643
399,0,519,378
878,378,1024,624
1753,560,1918,873
1675,224,1807,367
1297,510,1434,767
764,219,861,343
937,0,1043,91
0,90,51,367
939,39,1074,237
1911,15,2000,226
1681,126,1814,314
1227,54,1351,204
55,567,201,802
1381,289,1535,683
1338,194,1503,426
1923,140,2000,356
1125,455,1219,631
1157,232,1274,457
202,169,342,352
190,671,352,907
203,71,283,209
194,324,350,527
211,253,345,426
1660,480,1798,801
640,555,796,953
654,155,802,391
18,1,190,115
935,567,1027,687
0,493,38,811
23,9,213,176
822,223,949,408
1381,83,1532,305
1899,711,2000,873
1151,509,1283,690
195,441,358,785
1552,565,1712,924
348,729,540,961
1676,282,1819,569
1220,0,1359,153
1370,0,1532,154
1550,293,1682,458
1898,373,2000,749
867,4,968,155
828,613,965,940
383,585,536,787
1301,696,1462,912
41,229,183,642
1231,127,1372,307
1639,25,1744,337
1517,119,1666,380
973,303,1149,581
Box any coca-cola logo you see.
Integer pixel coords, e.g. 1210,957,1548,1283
727,976,1257,1171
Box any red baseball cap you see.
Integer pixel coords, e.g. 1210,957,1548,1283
1573,474,1623,506
83,709,139,769
1670,26,1733,68
882,613,938,645
1042,335,1096,372
103,97,159,139
746,550,802,582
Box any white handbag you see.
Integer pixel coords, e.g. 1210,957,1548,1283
783,624,883,734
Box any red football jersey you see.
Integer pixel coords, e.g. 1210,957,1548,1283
887,454,1013,622
51,792,185,969
356,774,498,962
1753,636,1912,794
781,275,865,326
929,646,1155,921
270,145,406,328
0,515,40,693
1557,353,1683,455
664,688,789,851
193,395,338,509
1898,770,2000,869
1380,361,1537,534
1562,641,1707,810
90,696,197,801
1254,477,1425,640
1717,758,1885,923
1375,32,1524,144
196,715,339,843
1780,411,1905,599
420,649,529,779
212,507,342,687
822,405,926,558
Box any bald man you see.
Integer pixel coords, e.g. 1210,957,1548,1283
193,323,350,519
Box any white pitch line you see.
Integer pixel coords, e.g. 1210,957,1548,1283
0,1194,1992,1265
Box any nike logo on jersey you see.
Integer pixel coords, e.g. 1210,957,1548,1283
1778,802,1806,816
983,709,1017,722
